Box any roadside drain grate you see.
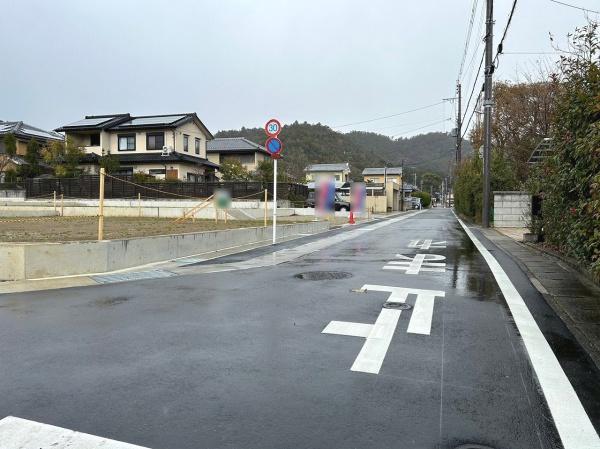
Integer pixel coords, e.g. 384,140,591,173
294,271,353,281
383,302,412,310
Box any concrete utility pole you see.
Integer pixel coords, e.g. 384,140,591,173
456,82,462,163
482,0,494,227
400,160,405,211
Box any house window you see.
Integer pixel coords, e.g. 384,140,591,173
90,133,100,146
195,138,200,155
183,134,189,152
149,169,166,176
114,167,133,176
146,132,165,151
118,134,136,151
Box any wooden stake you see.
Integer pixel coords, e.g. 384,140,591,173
53,191,57,213
138,193,141,217
60,194,64,217
98,168,105,241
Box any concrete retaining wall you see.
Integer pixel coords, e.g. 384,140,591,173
0,189,25,201
493,191,530,228
0,221,330,281
0,199,295,219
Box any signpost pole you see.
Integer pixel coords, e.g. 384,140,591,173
272,158,277,244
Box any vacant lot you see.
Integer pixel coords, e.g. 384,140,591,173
0,216,319,243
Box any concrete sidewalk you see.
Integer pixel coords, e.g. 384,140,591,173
483,228,600,370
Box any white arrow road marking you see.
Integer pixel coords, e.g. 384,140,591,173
322,285,445,374
408,239,446,250
0,416,149,449
383,254,446,274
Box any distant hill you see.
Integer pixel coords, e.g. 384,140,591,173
215,121,471,181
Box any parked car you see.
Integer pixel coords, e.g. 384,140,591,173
411,197,422,209
306,192,351,211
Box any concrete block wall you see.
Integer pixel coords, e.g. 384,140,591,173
0,221,331,281
493,191,531,228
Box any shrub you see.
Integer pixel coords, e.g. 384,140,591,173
412,191,431,208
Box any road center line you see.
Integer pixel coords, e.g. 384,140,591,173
456,216,600,449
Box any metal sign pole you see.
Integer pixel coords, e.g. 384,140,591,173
272,158,278,244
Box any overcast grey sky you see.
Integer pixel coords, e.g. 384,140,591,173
0,0,596,138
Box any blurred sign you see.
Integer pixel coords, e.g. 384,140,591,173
317,179,336,213
351,182,366,213
214,189,232,209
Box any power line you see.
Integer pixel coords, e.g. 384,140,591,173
461,51,485,126
331,101,445,129
549,0,600,13
503,51,559,55
391,118,452,139
493,0,518,67
461,87,483,140
458,0,480,79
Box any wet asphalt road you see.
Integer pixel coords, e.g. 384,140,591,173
1,208,599,449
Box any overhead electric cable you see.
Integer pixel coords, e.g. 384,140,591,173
391,118,452,139
332,101,445,129
549,0,599,13
458,0,480,79
493,0,518,68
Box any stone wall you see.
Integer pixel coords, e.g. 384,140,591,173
493,191,530,228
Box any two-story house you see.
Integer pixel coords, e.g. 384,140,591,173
362,167,403,185
0,120,63,180
55,113,218,181
207,137,270,176
304,163,351,183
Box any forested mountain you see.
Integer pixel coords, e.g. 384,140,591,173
215,121,472,181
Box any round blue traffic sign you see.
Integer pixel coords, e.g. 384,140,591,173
265,137,283,156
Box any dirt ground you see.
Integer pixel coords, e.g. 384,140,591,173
0,216,324,243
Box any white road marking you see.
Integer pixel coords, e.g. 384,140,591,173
383,254,446,274
192,211,427,274
363,285,445,336
351,308,401,374
0,416,148,449
323,284,445,374
323,321,373,338
456,216,600,449
408,239,446,250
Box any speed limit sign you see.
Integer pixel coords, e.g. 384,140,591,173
265,118,282,137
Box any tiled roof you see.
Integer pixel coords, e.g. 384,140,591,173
305,163,350,172
362,167,403,175
0,120,63,142
207,137,268,154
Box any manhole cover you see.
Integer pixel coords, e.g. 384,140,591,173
294,271,353,281
383,302,412,310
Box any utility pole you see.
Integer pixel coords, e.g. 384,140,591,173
413,172,417,188
400,160,404,211
482,0,494,228
456,81,462,163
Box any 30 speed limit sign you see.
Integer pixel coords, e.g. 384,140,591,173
265,118,282,137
